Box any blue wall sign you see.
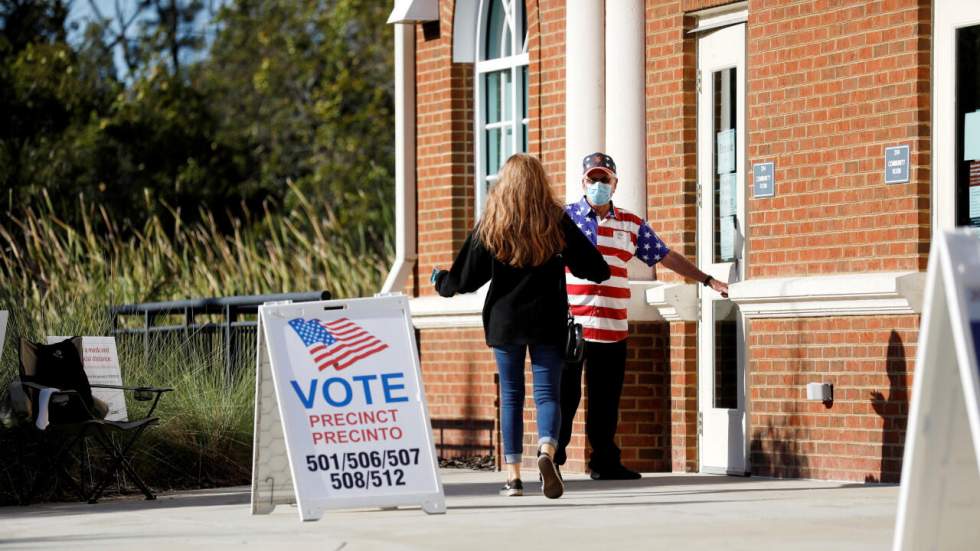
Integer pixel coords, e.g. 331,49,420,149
753,162,775,198
885,145,910,184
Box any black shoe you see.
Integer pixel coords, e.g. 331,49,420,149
537,454,564,499
500,479,523,496
589,464,642,480
538,464,563,483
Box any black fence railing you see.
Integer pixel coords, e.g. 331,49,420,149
110,292,331,378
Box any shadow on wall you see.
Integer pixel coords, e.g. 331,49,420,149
867,330,909,483
750,421,810,478
416,328,498,462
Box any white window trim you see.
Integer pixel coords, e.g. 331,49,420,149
474,0,530,217
644,273,925,321
934,0,980,233
687,1,748,35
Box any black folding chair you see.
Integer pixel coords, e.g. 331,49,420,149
18,337,172,504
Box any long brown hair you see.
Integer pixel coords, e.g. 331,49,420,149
476,153,565,268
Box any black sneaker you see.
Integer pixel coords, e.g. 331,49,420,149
500,479,523,496
537,454,564,499
538,464,562,483
589,464,642,480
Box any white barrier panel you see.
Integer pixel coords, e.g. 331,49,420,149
0,310,7,365
47,336,128,422
250,295,445,522
894,230,980,550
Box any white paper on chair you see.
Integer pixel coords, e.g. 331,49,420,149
35,387,56,430
47,336,128,421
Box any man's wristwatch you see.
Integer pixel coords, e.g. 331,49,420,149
702,275,714,287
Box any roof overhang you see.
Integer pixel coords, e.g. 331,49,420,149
387,0,439,24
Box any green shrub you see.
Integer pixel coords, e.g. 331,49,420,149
0,186,392,503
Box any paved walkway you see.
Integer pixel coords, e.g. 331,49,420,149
0,470,898,550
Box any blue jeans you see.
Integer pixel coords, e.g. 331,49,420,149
491,344,563,465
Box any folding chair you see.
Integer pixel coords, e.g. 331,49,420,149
18,337,172,504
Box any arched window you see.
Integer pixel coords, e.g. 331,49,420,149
475,0,528,214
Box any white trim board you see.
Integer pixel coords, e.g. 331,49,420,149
687,1,748,35
410,273,926,329
645,282,699,322
728,272,925,318
409,281,665,330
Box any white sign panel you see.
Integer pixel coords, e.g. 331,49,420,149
893,230,980,550
251,295,445,522
47,336,127,422
719,172,737,217
0,310,7,365
716,129,735,175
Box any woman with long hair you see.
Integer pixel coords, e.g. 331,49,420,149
433,154,609,499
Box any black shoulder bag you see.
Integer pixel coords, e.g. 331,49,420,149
559,257,585,363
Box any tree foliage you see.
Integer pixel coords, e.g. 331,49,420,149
0,0,394,246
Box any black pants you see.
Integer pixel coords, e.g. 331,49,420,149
555,339,627,470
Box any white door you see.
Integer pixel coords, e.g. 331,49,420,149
697,23,748,475
934,0,980,232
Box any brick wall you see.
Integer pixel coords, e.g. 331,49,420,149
619,322,672,471
748,316,917,482
669,321,698,472
408,0,929,481
645,1,698,265
532,0,566,196
746,0,932,277
644,0,702,473
417,327,499,460
414,0,475,297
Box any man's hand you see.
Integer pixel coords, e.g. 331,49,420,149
709,278,729,298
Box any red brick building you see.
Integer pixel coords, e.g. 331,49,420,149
381,0,980,482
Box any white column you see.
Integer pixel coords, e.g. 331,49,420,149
605,0,646,218
605,0,652,280
381,24,417,293
565,0,605,202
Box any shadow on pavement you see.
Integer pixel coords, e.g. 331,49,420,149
0,474,885,519
442,474,876,498
0,487,251,519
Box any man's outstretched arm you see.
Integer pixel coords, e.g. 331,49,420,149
659,250,730,297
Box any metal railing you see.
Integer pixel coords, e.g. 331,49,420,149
110,291,331,378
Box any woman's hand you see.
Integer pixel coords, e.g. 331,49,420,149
430,268,447,286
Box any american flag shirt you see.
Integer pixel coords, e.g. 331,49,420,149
565,196,669,343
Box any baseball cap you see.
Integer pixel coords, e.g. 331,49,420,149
582,152,617,178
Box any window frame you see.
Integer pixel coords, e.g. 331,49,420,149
474,0,530,216
934,0,980,232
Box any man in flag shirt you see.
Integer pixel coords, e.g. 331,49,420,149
557,152,730,480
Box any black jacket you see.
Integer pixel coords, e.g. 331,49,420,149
435,213,610,346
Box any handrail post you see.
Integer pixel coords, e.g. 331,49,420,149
223,304,233,381
143,311,150,368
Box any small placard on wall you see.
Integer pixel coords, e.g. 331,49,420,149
885,145,910,184
752,162,775,198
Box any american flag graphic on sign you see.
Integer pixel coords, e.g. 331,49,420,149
288,317,388,371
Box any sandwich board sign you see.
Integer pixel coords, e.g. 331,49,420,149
893,229,980,550
250,295,445,521
47,336,128,422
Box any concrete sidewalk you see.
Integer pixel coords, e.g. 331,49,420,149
0,470,898,550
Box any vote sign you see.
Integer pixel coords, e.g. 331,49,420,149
251,295,445,521
893,230,980,550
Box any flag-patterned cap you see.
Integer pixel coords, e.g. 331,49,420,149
582,152,617,177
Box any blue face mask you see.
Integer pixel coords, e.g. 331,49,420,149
585,182,613,206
